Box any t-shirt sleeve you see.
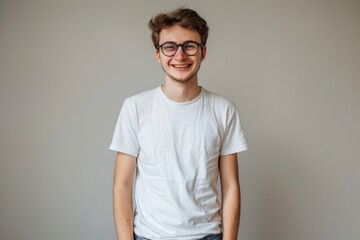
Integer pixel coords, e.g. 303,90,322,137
220,104,248,155
109,100,139,157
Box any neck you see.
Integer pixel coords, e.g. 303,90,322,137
161,79,201,103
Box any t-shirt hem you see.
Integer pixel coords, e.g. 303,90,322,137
220,144,248,156
109,144,138,157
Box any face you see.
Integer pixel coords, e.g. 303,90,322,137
156,25,207,84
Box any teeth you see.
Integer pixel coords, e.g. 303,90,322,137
174,64,189,68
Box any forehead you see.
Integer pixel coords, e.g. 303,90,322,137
159,25,201,44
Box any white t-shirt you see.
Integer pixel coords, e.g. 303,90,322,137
109,86,247,239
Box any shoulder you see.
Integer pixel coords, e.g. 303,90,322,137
124,87,158,105
121,87,158,113
203,88,237,111
120,87,159,119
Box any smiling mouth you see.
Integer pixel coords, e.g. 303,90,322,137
172,64,191,69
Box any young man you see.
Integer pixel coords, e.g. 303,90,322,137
110,8,247,240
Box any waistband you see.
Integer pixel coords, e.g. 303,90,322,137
134,232,223,240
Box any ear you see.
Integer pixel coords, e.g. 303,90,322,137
155,49,161,63
201,46,207,61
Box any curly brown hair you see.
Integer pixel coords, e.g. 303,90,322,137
148,8,209,48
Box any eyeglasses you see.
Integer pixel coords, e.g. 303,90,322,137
157,41,204,57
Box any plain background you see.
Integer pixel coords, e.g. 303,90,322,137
1,0,359,239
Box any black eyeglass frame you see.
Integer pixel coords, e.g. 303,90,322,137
157,41,205,57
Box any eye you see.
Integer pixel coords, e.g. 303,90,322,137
162,43,176,51
184,42,197,50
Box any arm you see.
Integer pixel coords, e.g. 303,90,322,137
219,153,241,240
113,152,137,240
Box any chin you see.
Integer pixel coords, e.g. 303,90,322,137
170,75,196,83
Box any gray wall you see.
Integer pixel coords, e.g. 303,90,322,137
1,0,359,239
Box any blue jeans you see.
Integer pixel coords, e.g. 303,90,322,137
134,232,222,240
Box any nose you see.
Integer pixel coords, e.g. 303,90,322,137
173,46,187,59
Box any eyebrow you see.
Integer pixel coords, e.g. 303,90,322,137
159,40,198,45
